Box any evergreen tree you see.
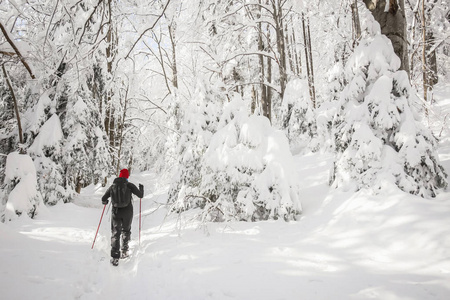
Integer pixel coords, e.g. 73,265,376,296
167,79,221,210
280,78,317,152
61,77,111,196
199,98,302,221
330,8,447,197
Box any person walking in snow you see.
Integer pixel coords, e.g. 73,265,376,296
102,168,144,266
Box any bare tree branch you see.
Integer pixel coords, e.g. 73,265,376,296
0,22,36,79
125,0,172,59
78,0,105,45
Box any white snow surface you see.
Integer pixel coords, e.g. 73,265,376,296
1,149,450,299
1,84,450,300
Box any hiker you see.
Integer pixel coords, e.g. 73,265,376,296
102,168,144,266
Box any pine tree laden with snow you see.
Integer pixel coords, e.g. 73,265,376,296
28,113,65,205
331,8,447,198
280,78,317,152
199,99,302,222
167,80,221,211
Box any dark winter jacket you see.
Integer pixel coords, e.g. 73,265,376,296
102,177,144,206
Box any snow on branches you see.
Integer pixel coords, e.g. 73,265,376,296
330,8,447,197
170,97,302,222
280,78,317,152
2,152,43,221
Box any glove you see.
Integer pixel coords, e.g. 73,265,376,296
139,184,144,194
102,200,109,205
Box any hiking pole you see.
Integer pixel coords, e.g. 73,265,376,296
139,198,142,245
92,204,106,249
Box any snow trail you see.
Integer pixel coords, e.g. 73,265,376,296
1,155,450,299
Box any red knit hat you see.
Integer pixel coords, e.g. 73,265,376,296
119,169,129,179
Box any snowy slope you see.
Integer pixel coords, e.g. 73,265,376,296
1,90,450,300
1,150,450,299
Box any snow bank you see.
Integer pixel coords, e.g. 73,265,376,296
3,152,42,221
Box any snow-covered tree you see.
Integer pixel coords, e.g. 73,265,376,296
169,93,302,222
198,98,302,221
61,81,111,196
280,78,317,152
28,113,65,205
167,80,221,209
330,8,447,197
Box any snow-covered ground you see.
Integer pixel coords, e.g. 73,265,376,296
1,90,450,300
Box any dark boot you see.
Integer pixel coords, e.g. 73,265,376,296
110,258,119,266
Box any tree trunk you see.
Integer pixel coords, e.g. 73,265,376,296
251,86,257,114
423,1,438,89
306,16,316,107
168,22,178,89
364,0,410,76
75,175,83,194
302,13,316,108
290,15,302,76
116,87,129,175
272,0,287,99
258,0,268,119
285,22,295,76
351,0,362,46
421,0,428,103
266,23,273,122
105,0,116,155
2,64,24,153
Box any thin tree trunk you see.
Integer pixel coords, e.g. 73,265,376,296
421,0,428,104
290,15,302,76
251,86,257,114
116,87,129,175
2,64,24,153
272,0,287,99
302,13,316,108
351,0,362,47
105,0,116,152
168,22,178,89
306,16,316,107
258,0,268,119
75,174,83,194
266,23,272,122
423,1,438,87
286,22,295,76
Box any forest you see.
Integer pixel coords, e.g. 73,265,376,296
1,0,449,222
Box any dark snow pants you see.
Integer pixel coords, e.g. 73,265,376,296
111,203,133,258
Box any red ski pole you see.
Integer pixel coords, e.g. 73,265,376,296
92,204,106,249
139,198,142,245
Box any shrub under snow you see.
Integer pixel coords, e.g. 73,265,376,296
173,99,302,222
2,152,42,221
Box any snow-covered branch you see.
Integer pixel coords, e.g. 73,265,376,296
125,0,172,59
0,22,35,79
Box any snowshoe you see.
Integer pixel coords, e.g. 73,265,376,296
110,258,119,266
